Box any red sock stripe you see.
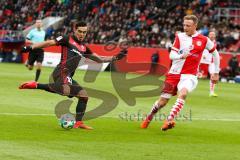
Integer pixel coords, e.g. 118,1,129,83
168,100,184,121
175,107,180,112
177,101,184,106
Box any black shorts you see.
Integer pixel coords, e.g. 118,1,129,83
49,69,84,97
28,48,44,66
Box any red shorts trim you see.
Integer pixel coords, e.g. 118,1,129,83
162,74,181,96
199,63,209,77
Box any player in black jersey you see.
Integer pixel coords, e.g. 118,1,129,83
19,21,127,129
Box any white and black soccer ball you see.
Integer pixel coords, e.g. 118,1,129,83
59,113,75,130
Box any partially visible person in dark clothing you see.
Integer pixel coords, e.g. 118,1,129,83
228,55,239,78
150,51,159,74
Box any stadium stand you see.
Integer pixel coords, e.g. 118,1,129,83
0,0,239,51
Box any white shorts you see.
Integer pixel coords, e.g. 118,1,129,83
161,74,198,99
208,63,215,74
177,74,198,93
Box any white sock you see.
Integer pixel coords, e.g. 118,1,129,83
148,101,161,121
167,98,185,121
210,80,215,94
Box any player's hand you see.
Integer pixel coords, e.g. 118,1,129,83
114,49,128,60
211,73,219,84
21,46,33,53
180,47,191,59
180,53,190,59
180,51,191,59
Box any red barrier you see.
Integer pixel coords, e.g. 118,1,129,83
21,44,239,73
1,42,25,51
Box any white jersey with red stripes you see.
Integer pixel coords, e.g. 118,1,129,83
200,49,213,64
170,32,216,75
200,41,216,64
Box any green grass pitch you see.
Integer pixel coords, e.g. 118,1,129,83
0,63,239,160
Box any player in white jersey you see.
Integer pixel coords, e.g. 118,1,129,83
199,31,218,97
141,15,220,131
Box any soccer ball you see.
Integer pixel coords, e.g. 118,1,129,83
59,113,75,130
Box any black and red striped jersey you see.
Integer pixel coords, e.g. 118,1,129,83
52,35,93,84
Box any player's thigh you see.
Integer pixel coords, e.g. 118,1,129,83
48,82,65,95
48,77,73,96
69,82,87,98
161,74,180,99
208,63,215,74
59,79,86,97
177,75,198,93
50,69,61,83
36,49,44,63
28,50,37,66
48,83,84,97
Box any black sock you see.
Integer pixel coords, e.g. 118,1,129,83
37,84,55,93
76,97,88,121
35,69,41,82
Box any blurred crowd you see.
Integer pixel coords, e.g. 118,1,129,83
0,0,239,51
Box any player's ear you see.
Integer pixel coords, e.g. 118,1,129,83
194,22,198,28
84,27,88,34
73,23,78,32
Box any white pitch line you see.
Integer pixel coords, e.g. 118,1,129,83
191,118,240,122
0,113,240,121
0,113,55,116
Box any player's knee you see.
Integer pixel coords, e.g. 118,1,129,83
79,96,88,103
36,63,42,69
158,98,169,108
62,84,71,96
75,89,88,98
179,89,188,99
28,66,33,70
179,94,187,99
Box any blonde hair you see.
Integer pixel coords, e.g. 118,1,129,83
184,15,198,25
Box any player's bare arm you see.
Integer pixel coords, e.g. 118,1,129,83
32,40,56,49
21,40,56,52
88,49,128,63
211,49,220,84
87,54,115,63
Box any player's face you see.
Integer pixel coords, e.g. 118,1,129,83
75,27,88,41
208,32,216,41
35,20,42,29
183,20,197,36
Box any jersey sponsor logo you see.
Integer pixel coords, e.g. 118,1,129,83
196,41,202,46
70,49,84,57
189,45,194,50
56,36,63,41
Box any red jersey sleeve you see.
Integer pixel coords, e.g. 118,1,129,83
171,35,180,52
206,37,216,53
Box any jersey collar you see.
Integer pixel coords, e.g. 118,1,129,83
184,31,199,38
72,35,83,44
191,32,199,37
